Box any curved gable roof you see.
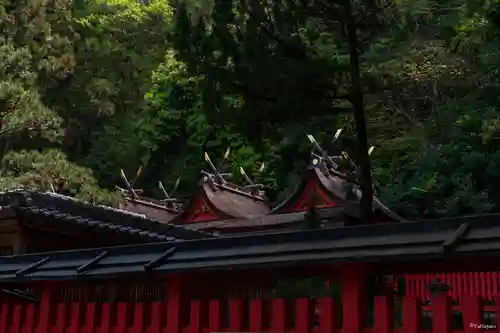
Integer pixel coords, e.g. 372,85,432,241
172,174,270,224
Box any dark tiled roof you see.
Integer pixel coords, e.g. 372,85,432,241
0,189,215,241
0,213,498,282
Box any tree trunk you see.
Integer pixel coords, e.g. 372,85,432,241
342,0,374,222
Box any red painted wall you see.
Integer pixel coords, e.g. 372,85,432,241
183,196,220,223
288,180,338,213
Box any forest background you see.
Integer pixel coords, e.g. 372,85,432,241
1,0,500,220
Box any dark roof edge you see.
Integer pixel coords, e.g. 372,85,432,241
0,213,499,282
0,189,215,240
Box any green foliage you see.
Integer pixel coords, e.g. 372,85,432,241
1,0,500,219
0,149,119,204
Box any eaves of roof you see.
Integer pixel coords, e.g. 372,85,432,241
1,213,500,283
0,189,215,241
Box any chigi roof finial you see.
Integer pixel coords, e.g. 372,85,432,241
119,166,142,200
203,148,232,185
239,161,266,196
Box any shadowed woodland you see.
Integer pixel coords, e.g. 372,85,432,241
1,0,500,220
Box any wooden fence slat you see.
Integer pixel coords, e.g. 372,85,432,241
401,297,421,333
113,302,127,333
373,295,393,333
294,298,311,333
494,297,500,333
249,299,264,333
10,303,22,333
81,303,96,333
227,299,243,332
129,302,144,333
53,303,66,333
462,296,484,333
35,289,51,333
166,277,183,333
423,274,430,300
457,272,463,301
68,302,81,333
341,266,367,333
184,300,201,333
80,303,96,333
97,303,111,333
480,273,487,300
0,303,9,333
432,296,452,333
406,297,423,333
270,298,286,333
316,298,336,333
145,302,162,333
21,303,35,333
207,299,222,333
486,272,493,301
493,272,499,297
450,273,457,300
475,272,481,297
470,272,475,297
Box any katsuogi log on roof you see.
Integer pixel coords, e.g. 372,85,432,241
116,167,182,223
273,132,404,223
172,151,271,224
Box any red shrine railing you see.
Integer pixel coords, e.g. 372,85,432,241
403,272,500,302
1,267,500,333
0,293,497,333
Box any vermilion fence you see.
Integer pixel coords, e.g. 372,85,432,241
0,293,497,333
2,267,500,333
403,272,500,301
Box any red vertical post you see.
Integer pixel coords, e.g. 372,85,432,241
207,299,222,333
165,275,184,333
129,302,145,333
373,295,393,333
228,299,243,332
486,273,492,301
0,292,9,333
35,286,52,333
491,272,500,296
317,298,337,333
186,300,201,333
341,264,369,333
97,303,111,333
270,299,286,332
295,298,311,333
53,303,67,333
146,302,162,333
249,299,265,332
431,295,452,333
494,297,500,333
11,303,22,333
21,303,35,333
462,296,484,333
114,303,128,333
81,303,96,333
67,302,81,333
401,297,422,333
